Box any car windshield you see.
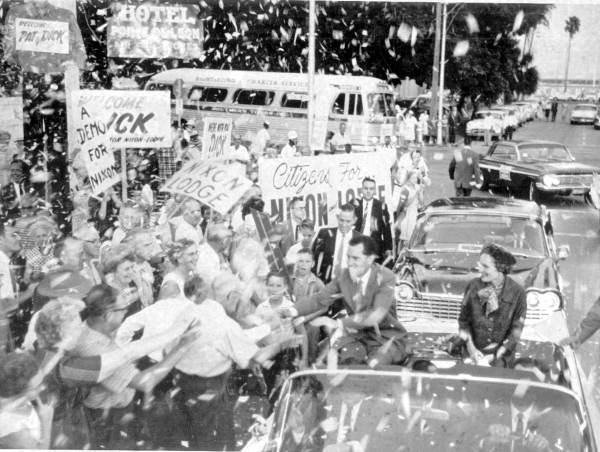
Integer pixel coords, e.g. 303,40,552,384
410,214,547,257
269,371,588,452
574,105,596,111
519,144,574,162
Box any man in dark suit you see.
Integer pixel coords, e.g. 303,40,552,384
281,196,307,255
297,235,406,366
311,203,361,283
353,177,393,264
448,145,482,197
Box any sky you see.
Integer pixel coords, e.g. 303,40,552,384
532,3,600,81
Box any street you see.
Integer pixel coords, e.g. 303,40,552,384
420,114,600,378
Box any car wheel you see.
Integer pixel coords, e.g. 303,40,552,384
480,172,489,191
527,180,540,203
570,120,576,125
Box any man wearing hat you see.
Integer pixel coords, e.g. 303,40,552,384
281,130,299,158
449,144,483,197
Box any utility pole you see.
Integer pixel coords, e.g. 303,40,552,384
430,2,442,131
308,0,316,154
436,2,447,145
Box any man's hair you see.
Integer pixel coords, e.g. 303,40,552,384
166,239,196,266
103,252,136,275
339,203,357,215
300,219,315,231
82,283,119,319
266,271,286,284
362,177,376,186
349,235,378,257
296,247,313,257
0,352,39,398
206,224,232,243
35,298,83,349
183,275,207,298
289,197,304,210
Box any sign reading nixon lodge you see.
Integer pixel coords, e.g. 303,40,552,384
107,3,203,59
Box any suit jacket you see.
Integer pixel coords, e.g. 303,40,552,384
353,198,392,258
297,264,402,332
448,148,482,189
311,228,362,283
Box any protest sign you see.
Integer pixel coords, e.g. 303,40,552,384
72,90,171,148
107,3,203,59
161,160,253,215
259,153,392,228
202,118,232,160
15,18,69,54
72,92,120,195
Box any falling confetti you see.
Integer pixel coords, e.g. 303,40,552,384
453,40,470,57
465,13,479,34
513,10,525,33
397,22,411,42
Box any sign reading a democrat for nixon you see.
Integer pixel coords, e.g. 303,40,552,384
73,95,120,195
15,18,69,54
161,160,253,215
259,154,392,228
73,90,171,148
108,3,203,59
202,118,232,160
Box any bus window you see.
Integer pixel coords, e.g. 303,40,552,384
367,93,394,117
281,92,308,109
147,83,175,99
188,87,228,102
348,93,364,115
332,93,346,115
233,89,275,106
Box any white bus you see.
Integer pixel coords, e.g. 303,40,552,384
145,68,396,152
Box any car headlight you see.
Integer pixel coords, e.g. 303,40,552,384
526,290,561,311
395,282,415,302
542,174,560,187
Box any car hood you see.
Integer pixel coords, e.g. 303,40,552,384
520,160,598,175
399,250,559,296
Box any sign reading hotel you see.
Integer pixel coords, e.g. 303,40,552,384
107,3,203,59
72,90,172,148
15,18,69,54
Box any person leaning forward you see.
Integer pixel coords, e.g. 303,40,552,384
293,236,406,366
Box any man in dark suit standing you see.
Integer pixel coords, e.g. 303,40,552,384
448,145,482,197
354,177,393,264
281,197,307,255
297,235,406,366
312,203,362,283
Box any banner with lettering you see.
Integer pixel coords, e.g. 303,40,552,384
72,92,120,195
259,154,392,228
72,90,171,148
15,18,69,54
108,3,203,59
161,160,253,215
202,117,232,160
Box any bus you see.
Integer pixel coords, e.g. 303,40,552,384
145,68,396,152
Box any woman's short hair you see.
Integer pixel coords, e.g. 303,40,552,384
81,284,119,319
166,239,196,266
35,298,84,349
481,244,516,274
0,352,39,398
183,275,207,299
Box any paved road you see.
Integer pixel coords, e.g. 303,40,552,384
419,115,600,379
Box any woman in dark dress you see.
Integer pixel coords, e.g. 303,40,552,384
458,244,527,367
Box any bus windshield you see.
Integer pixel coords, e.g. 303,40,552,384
367,93,395,117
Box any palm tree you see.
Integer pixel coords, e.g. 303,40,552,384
564,16,580,92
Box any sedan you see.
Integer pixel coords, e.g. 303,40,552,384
479,140,600,202
570,103,597,124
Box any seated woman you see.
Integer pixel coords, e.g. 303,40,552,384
458,244,527,367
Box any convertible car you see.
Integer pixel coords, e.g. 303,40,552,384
478,140,599,202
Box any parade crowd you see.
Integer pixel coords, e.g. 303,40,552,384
0,109,597,451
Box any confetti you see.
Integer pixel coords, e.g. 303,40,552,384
453,40,470,57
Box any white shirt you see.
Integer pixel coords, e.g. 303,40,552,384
355,268,372,297
333,229,352,272
331,132,352,151
280,144,297,158
251,128,270,155
174,219,204,245
229,144,250,162
510,403,534,435
0,250,15,299
116,297,259,377
361,199,373,236
196,242,223,287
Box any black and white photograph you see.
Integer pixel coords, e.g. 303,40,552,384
0,0,599,450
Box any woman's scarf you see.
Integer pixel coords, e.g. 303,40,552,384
477,279,503,316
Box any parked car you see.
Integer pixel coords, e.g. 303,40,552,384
594,112,600,130
570,103,597,124
393,197,570,344
244,364,598,452
492,105,522,127
466,110,504,140
512,101,537,121
479,140,599,202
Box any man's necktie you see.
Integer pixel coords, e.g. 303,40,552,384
333,232,346,277
295,224,300,241
362,202,369,233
